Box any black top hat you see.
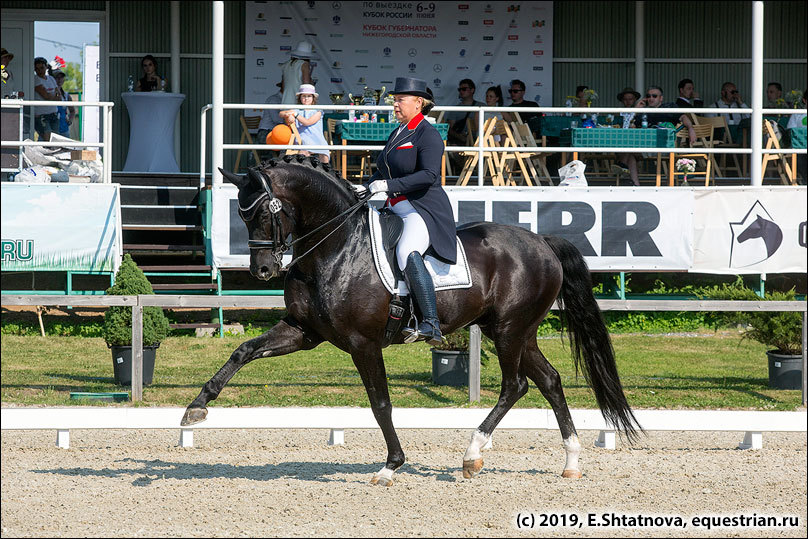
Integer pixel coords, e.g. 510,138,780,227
391,77,432,99
617,87,641,102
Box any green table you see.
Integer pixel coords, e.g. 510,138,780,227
336,121,449,181
542,115,621,137
789,127,807,149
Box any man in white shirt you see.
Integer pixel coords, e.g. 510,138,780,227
708,82,750,125
33,57,60,141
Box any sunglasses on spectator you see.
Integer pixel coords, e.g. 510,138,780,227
730,90,739,94
646,93,661,98
508,89,523,93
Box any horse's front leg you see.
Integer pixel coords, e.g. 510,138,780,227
350,346,404,487
181,318,322,426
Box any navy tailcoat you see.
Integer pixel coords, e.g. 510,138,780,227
368,113,457,264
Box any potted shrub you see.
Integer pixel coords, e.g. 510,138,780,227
706,283,803,390
103,254,170,386
431,328,493,387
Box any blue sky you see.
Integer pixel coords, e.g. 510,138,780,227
34,21,100,67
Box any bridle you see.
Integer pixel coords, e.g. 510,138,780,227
238,168,371,271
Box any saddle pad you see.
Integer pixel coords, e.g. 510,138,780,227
368,207,472,295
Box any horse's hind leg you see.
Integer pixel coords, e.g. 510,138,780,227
181,318,322,426
463,333,529,479
519,341,582,478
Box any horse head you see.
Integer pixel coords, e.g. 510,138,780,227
221,165,293,281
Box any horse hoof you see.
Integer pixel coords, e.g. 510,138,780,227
370,475,394,487
561,469,582,479
180,406,208,426
462,458,484,479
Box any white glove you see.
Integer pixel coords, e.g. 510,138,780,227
351,183,368,196
368,180,388,194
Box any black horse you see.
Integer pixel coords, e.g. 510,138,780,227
182,155,640,485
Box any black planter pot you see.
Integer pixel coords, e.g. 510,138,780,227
431,349,469,387
766,351,803,390
110,344,158,386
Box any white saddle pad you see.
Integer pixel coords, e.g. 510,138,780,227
368,207,472,295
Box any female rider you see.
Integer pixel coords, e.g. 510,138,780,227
364,77,456,346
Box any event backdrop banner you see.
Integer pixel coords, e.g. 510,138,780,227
212,186,694,271
692,187,807,274
0,184,122,273
244,1,553,110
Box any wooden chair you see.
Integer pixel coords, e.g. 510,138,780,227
455,117,499,186
761,119,797,185
509,121,553,185
282,122,304,156
325,118,341,168
235,116,262,172
692,115,744,178
661,123,715,186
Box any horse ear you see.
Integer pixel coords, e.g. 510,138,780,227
219,168,249,189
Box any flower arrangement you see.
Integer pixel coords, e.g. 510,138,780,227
787,89,803,108
773,97,786,108
675,158,696,174
583,88,598,107
1,64,7,84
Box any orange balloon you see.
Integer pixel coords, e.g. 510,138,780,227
268,124,292,145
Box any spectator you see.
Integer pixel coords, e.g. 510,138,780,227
445,78,484,146
33,56,60,141
507,79,540,123
575,85,589,107
617,87,640,128
675,78,703,108
257,80,284,153
766,82,786,108
2,47,23,98
708,82,750,125
618,86,697,186
485,85,505,142
282,83,329,163
281,41,314,105
49,68,76,138
135,55,164,92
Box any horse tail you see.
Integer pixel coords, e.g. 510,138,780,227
543,235,642,442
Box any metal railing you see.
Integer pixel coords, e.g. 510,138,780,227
1,99,114,183
200,103,806,187
3,294,805,407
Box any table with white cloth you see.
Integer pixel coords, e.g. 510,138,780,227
121,92,185,172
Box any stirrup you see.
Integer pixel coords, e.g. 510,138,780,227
401,326,420,344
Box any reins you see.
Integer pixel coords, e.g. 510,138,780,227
240,168,372,271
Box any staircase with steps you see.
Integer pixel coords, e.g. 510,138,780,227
115,172,220,331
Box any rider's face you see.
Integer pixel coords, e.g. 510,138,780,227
393,94,422,123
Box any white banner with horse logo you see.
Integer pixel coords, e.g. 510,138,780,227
212,185,806,274
691,187,807,274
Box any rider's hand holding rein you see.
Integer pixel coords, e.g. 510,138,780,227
368,180,388,194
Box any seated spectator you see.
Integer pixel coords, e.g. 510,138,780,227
575,85,589,107
618,86,697,186
485,85,505,141
257,80,284,150
507,79,540,123
617,87,640,128
788,89,807,183
135,55,164,92
49,67,76,138
445,78,484,146
708,82,750,125
33,56,60,141
281,83,329,163
675,78,703,108
766,82,786,108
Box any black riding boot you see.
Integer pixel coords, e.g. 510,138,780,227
402,251,444,346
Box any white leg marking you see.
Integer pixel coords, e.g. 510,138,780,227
375,466,394,482
563,435,581,472
463,429,491,461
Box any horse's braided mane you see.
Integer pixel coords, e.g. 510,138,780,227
256,155,359,201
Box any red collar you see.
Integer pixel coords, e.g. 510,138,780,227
406,113,425,130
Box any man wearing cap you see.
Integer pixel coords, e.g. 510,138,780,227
361,77,455,346
33,57,60,141
281,41,314,105
257,80,284,158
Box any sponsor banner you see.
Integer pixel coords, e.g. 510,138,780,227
244,1,553,112
692,187,807,274
212,186,693,271
1,183,122,273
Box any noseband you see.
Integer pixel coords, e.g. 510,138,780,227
238,168,371,271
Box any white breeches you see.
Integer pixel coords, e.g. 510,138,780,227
390,199,430,270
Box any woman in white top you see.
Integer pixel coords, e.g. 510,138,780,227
280,41,314,105
485,86,505,142
33,57,60,141
283,84,330,164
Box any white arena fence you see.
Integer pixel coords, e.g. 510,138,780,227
2,294,806,451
